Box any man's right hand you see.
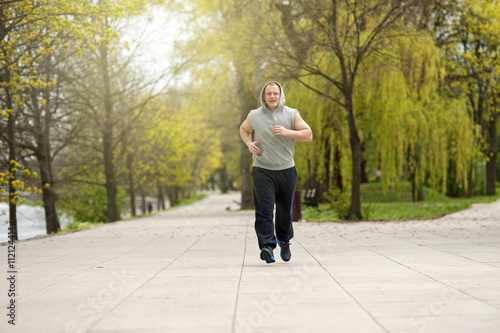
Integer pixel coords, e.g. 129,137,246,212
248,141,260,155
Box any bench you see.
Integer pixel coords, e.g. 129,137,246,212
302,188,318,208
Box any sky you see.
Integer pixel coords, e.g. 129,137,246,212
122,3,193,90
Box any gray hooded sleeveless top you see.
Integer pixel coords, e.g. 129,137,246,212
249,81,298,170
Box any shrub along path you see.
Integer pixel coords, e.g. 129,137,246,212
1,192,499,333
305,182,500,222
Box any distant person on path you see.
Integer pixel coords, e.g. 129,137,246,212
239,81,313,263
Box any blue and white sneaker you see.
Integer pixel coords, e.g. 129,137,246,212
260,247,275,264
277,240,291,262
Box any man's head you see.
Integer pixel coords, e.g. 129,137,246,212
263,82,281,111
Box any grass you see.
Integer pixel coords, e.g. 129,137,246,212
171,193,208,208
19,198,44,207
359,182,453,203
303,182,500,222
61,221,103,232
61,193,209,231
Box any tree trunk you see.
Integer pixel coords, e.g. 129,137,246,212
38,150,60,234
360,142,369,184
164,186,169,208
313,137,341,204
129,186,136,216
345,97,363,220
418,183,424,201
103,130,118,221
0,0,16,239
218,165,230,193
127,154,136,217
141,194,146,215
36,70,61,234
411,172,425,202
333,146,343,191
157,184,165,210
360,159,369,184
466,164,474,197
497,152,500,186
446,159,464,197
167,186,179,207
317,135,331,203
410,174,417,201
240,139,253,208
409,143,425,202
6,92,18,240
100,42,119,222
236,72,256,209
486,112,497,195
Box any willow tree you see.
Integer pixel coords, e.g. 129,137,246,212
359,33,479,200
264,0,433,219
444,0,500,195
286,79,348,202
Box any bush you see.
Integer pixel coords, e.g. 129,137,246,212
324,187,350,220
361,203,374,220
63,221,103,231
58,185,128,223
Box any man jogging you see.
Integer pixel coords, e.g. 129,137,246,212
239,81,313,264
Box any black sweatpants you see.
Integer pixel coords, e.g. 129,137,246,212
252,166,297,250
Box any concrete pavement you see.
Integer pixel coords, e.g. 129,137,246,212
1,192,499,333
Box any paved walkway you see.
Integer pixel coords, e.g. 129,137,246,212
1,192,499,333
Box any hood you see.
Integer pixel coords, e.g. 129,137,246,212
260,81,285,111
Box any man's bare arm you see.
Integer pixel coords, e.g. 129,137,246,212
240,114,261,155
271,112,313,142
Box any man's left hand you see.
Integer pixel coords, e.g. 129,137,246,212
272,125,289,137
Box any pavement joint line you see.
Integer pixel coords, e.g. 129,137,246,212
12,235,160,303
3,264,94,307
293,237,391,333
375,228,500,270
230,219,250,333
94,236,159,266
12,244,79,271
87,224,216,332
3,192,499,332
333,231,500,311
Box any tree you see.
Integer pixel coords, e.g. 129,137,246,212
1,0,94,237
286,79,347,202
15,49,70,234
286,30,478,207
184,0,280,208
359,33,478,201
60,0,172,222
443,0,500,195
126,97,222,207
265,0,432,219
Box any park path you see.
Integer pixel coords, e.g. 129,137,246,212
1,192,499,333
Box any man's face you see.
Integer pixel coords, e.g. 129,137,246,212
264,84,280,111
